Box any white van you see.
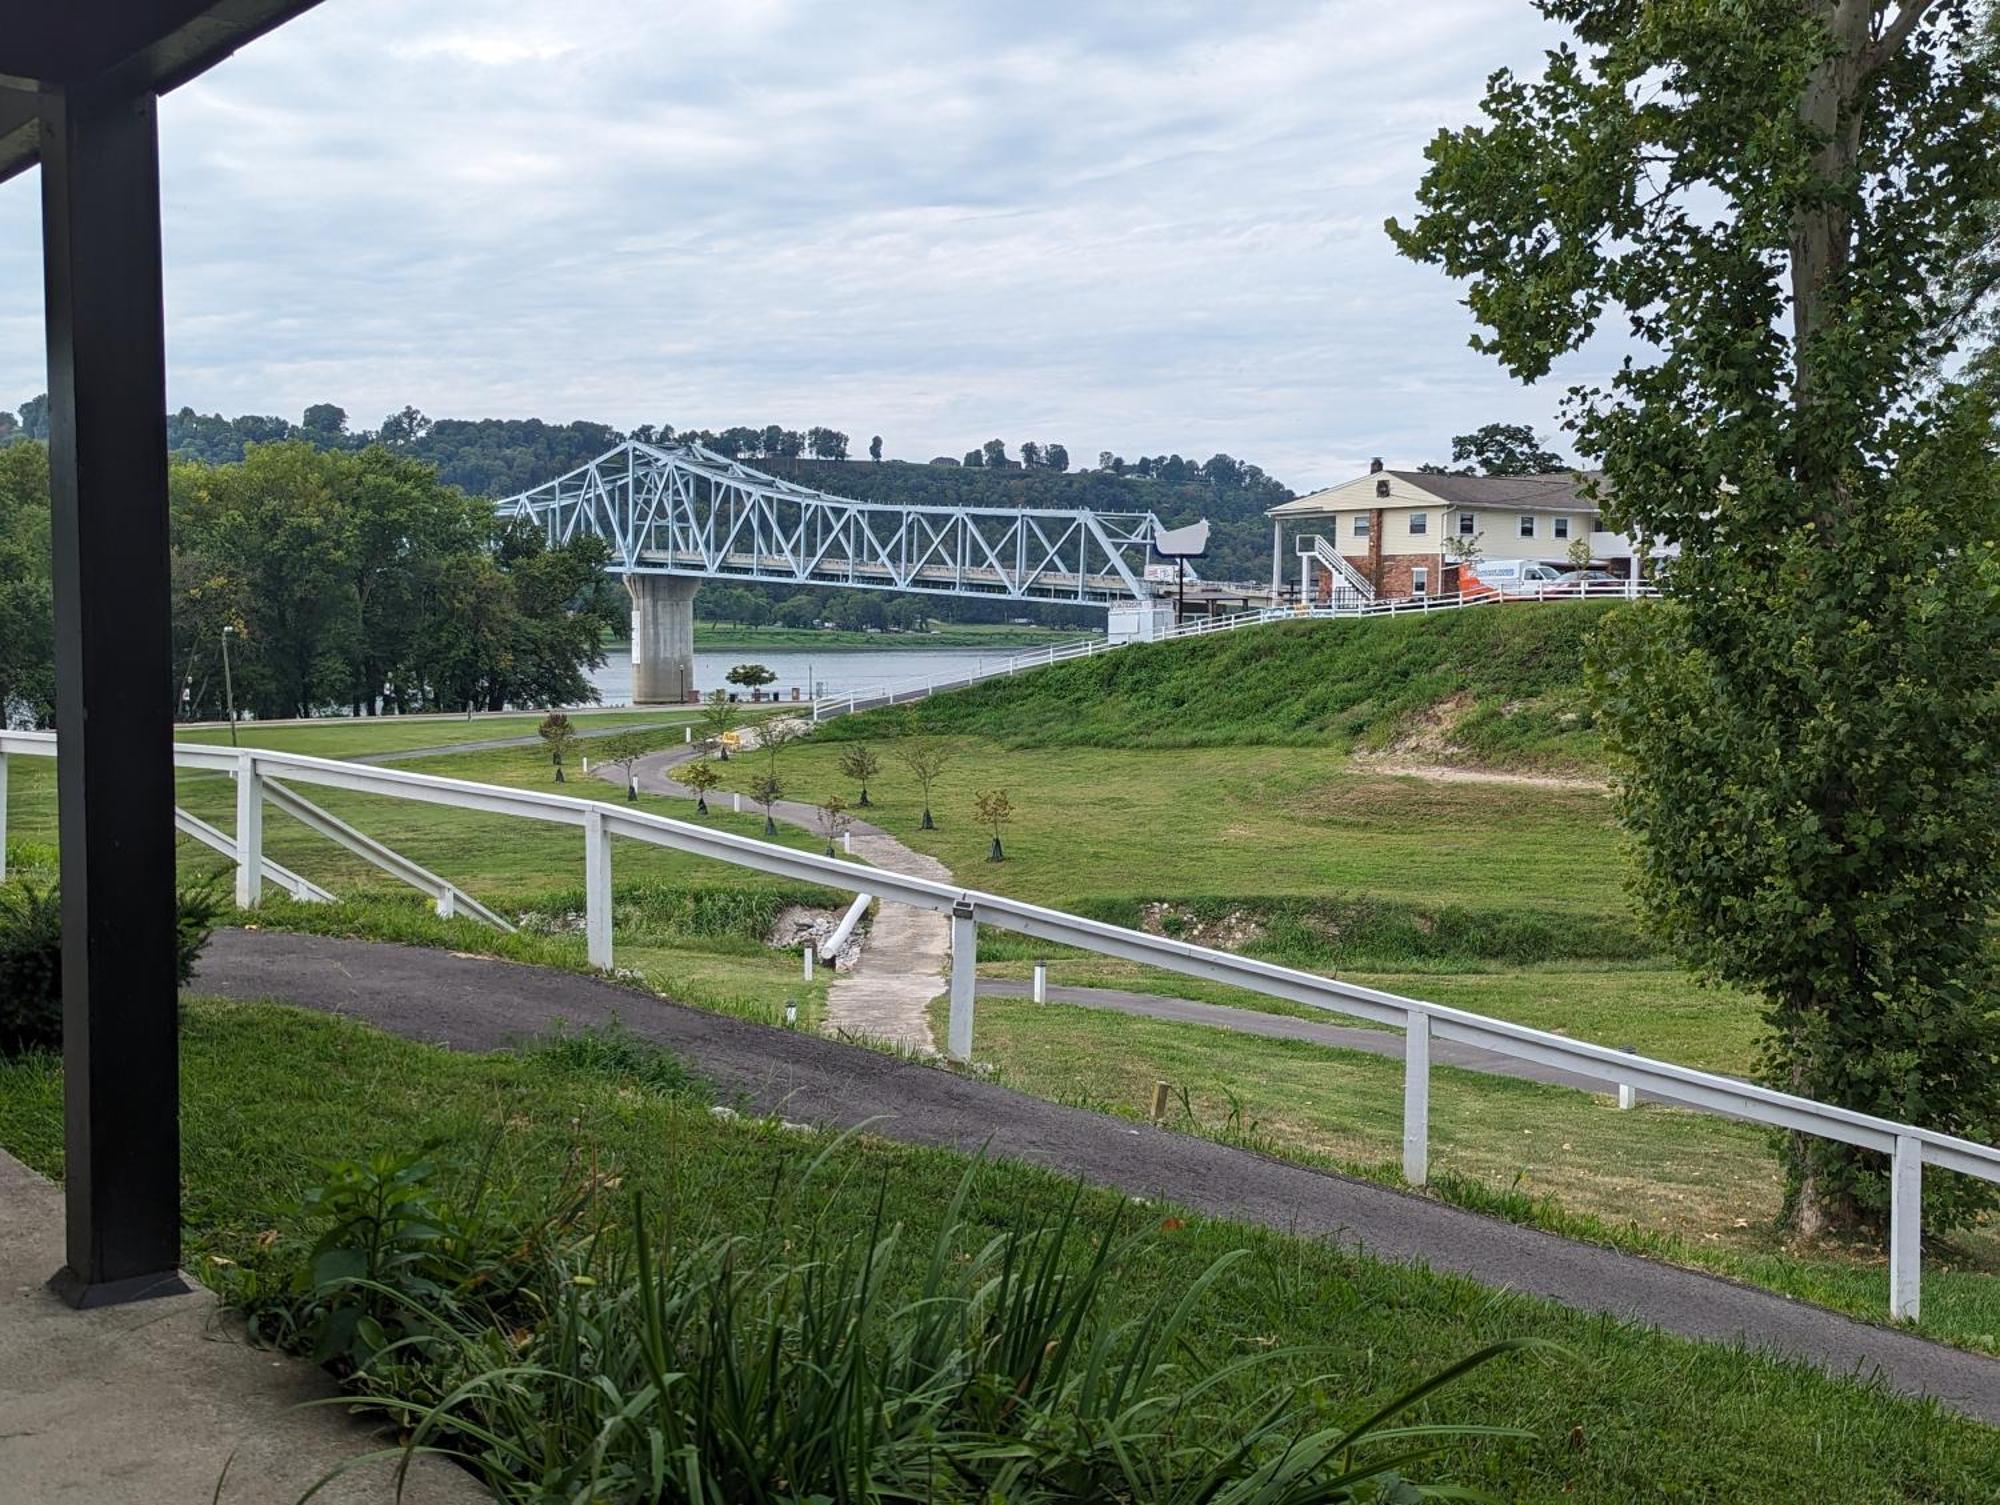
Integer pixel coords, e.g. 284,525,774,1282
1466,558,1563,592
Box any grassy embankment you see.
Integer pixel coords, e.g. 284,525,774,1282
698,604,2000,1349
0,999,1992,1501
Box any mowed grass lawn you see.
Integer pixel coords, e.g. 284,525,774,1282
3,713,839,1021
948,994,2000,1352
715,740,1630,914
1,999,1994,1502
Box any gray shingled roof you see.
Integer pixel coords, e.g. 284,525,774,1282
1385,470,1606,510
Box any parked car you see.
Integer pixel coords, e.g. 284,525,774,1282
1550,568,1623,596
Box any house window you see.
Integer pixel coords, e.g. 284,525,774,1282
1553,516,1570,540
1408,512,1428,536
1353,514,1370,538
1375,478,1391,498
1411,566,1429,595
1458,512,1476,536
1519,515,1536,539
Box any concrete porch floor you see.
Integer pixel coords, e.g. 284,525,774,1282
0,1149,487,1504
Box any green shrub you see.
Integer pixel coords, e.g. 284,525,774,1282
242,1146,1538,1502
0,879,223,1055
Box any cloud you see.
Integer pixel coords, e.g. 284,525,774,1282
0,0,1604,488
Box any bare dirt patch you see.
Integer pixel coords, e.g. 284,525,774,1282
1136,902,1268,949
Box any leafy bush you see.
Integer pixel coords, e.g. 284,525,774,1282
0,879,222,1054
242,1145,1537,1502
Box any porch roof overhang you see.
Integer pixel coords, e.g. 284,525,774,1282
0,2,322,184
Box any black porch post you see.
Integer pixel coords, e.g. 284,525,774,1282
40,82,186,1307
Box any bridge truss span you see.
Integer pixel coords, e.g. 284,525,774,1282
496,440,1172,606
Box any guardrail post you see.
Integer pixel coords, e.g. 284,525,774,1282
1617,1044,1638,1110
0,749,8,881
233,750,263,908
584,806,613,970
948,901,976,1061
1889,1134,1922,1321
1403,1008,1430,1186
436,887,456,921
1032,961,1046,1004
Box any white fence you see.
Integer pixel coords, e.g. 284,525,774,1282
809,583,1659,723
0,726,1984,1323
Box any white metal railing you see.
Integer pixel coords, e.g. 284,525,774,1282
0,726,1978,1323
809,582,1660,722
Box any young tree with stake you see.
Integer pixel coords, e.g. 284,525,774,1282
679,758,720,815
815,794,852,856
837,742,880,807
894,736,951,830
751,772,784,835
596,731,653,803
974,788,1012,863
1391,0,2000,1237
537,712,576,783
698,689,736,760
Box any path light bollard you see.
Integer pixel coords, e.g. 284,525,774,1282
947,901,977,1062
1403,1008,1431,1186
1617,1045,1639,1110
785,1000,798,1026
583,805,612,971
1032,961,1047,1004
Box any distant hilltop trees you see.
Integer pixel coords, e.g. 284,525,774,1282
1,391,1299,581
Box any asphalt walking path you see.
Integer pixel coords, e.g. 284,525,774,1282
605,733,949,1053
190,927,2000,1426
976,979,1639,1096
348,714,695,766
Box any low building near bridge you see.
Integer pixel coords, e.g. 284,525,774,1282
1266,459,1671,604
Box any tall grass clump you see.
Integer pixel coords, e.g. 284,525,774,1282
241,1142,1537,1502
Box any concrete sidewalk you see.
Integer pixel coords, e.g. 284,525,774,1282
0,1151,486,1504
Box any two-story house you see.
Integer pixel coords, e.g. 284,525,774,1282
1265,460,1610,602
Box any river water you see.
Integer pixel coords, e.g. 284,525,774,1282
587,644,1044,706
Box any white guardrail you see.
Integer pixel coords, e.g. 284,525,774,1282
0,722,1981,1323
809,582,1660,722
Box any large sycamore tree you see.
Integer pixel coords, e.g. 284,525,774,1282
1393,1,2000,1237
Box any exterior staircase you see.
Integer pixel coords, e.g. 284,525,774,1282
1298,535,1375,608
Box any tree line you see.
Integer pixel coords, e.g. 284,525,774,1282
0,440,617,727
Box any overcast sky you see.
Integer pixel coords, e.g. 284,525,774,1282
0,1,1602,492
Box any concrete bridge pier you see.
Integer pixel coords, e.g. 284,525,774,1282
628,574,699,704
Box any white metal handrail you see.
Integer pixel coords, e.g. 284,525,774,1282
0,725,1977,1322
808,584,1661,722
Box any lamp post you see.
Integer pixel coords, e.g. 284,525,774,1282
220,625,238,747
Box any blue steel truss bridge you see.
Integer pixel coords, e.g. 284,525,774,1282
494,440,1193,701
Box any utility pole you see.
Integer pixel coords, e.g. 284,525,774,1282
220,625,238,747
